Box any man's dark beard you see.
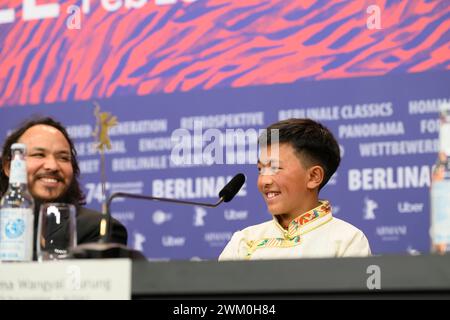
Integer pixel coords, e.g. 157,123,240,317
32,180,78,215
33,190,71,207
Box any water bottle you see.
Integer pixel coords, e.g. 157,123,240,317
0,143,35,261
430,103,450,254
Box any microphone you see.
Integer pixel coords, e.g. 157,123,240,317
219,173,245,202
105,173,246,212
70,174,246,259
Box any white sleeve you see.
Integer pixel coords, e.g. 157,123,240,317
218,231,245,261
339,230,372,257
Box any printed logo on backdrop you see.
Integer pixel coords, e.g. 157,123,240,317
152,210,172,225
133,232,146,252
190,256,202,261
376,225,407,241
112,211,135,225
348,166,432,191
397,201,424,214
204,232,232,248
162,235,186,247
224,209,248,221
84,181,144,204
147,257,171,262
406,245,421,256
0,0,196,25
193,207,207,227
151,175,247,200
363,197,378,220
327,172,338,186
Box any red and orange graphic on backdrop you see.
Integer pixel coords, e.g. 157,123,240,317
0,0,448,107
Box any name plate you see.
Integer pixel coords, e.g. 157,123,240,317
0,259,131,300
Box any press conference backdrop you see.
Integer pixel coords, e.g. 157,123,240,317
0,0,449,260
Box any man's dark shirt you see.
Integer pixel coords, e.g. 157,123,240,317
74,206,127,245
33,205,128,259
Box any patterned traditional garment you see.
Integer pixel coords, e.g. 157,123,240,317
219,200,371,260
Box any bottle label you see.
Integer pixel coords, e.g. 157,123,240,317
431,180,450,244
9,158,27,184
0,208,34,261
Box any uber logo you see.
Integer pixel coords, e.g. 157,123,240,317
224,209,248,221
162,236,186,247
397,202,423,213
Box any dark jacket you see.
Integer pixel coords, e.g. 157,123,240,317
33,206,128,259
75,206,128,245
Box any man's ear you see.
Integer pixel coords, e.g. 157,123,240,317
307,165,324,189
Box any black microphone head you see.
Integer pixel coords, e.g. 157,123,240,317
219,173,246,202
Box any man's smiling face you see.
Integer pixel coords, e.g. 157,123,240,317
16,124,74,202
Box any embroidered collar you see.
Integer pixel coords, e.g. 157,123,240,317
245,200,332,259
279,200,332,238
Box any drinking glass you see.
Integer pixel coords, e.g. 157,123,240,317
37,203,77,261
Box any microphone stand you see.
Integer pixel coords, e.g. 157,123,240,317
101,193,225,243
70,173,244,259
108,192,224,212
69,193,225,260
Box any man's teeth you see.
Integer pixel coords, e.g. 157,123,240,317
41,178,58,183
267,192,280,199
